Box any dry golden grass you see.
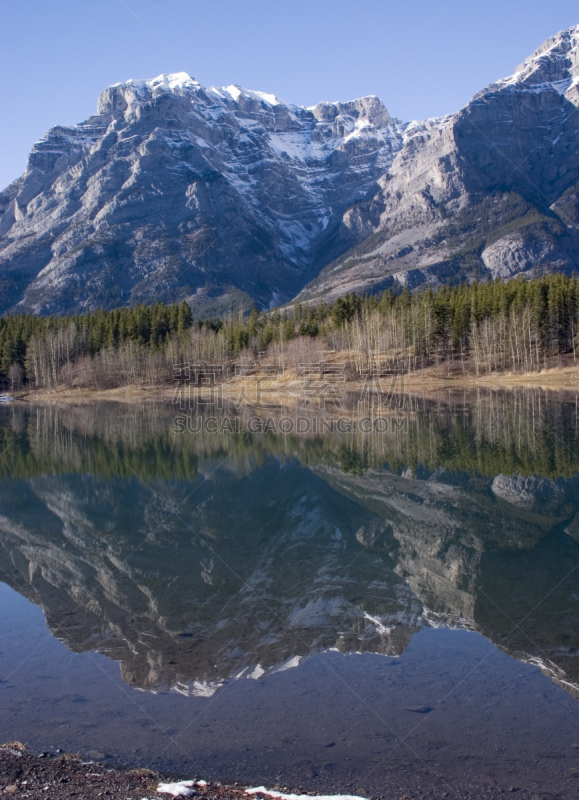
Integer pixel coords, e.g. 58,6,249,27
1,742,27,752
13,359,579,405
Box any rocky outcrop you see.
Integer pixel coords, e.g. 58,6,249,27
491,473,567,511
481,229,569,279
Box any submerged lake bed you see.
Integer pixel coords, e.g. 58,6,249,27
1,391,579,798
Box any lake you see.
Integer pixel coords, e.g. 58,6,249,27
1,391,579,798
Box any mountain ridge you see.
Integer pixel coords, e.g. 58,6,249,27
0,70,405,315
1,24,579,315
298,23,579,301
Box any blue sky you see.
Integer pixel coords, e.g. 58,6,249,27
1,0,578,190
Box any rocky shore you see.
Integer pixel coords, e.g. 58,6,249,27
1,744,574,800
0,745,258,800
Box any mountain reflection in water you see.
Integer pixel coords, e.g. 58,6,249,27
1,390,579,703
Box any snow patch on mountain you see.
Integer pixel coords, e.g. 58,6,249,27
208,84,287,108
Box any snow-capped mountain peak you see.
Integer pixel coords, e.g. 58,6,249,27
483,24,579,101
1,68,405,315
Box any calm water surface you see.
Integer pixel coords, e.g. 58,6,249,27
1,391,579,797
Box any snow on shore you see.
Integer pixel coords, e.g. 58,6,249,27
246,787,368,800
156,781,367,800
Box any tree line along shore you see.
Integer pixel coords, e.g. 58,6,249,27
2,273,579,392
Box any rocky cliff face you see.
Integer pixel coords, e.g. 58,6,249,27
299,24,579,301
0,75,404,315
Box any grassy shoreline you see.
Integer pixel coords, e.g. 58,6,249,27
10,363,579,404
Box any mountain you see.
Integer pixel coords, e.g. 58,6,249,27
0,75,404,315
1,25,579,315
299,24,579,301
